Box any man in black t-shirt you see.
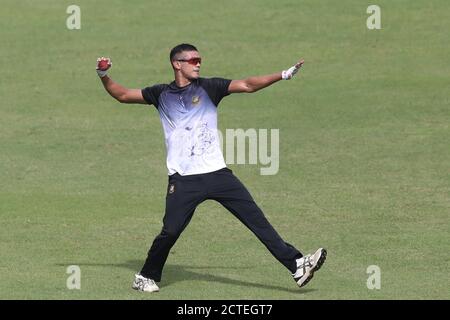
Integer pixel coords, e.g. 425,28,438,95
96,43,327,292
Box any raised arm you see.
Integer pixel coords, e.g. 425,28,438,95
96,57,147,104
228,59,304,93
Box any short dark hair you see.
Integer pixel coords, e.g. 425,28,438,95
169,43,198,62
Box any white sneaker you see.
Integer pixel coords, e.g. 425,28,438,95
293,248,327,287
132,274,160,292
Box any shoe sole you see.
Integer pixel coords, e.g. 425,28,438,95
298,248,327,288
132,283,160,293
132,286,160,292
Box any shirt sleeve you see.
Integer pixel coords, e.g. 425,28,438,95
141,84,166,108
199,77,232,107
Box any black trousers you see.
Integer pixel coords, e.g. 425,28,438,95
140,167,302,281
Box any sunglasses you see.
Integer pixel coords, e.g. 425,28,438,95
177,57,202,65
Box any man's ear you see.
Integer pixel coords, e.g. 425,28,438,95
171,60,181,71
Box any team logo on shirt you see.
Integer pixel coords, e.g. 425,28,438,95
191,95,200,105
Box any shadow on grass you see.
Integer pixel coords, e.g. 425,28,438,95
58,260,316,294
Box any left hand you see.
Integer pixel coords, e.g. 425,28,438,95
282,59,304,80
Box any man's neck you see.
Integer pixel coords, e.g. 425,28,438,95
174,74,192,88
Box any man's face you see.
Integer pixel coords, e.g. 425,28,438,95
173,50,202,80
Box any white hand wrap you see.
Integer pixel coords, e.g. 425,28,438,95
282,64,301,80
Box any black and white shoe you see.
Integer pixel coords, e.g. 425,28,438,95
293,248,327,287
132,274,160,292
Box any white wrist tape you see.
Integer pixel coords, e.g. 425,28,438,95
282,64,300,80
96,69,108,78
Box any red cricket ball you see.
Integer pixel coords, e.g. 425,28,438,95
97,59,110,71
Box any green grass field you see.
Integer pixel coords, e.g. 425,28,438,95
0,0,449,300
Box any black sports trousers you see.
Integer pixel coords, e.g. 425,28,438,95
140,167,302,281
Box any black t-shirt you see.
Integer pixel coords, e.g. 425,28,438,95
141,77,231,108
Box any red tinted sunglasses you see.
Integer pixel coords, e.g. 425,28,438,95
177,57,202,65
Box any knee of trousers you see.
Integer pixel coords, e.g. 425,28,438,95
160,226,183,240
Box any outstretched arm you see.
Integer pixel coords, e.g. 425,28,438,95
96,57,146,104
228,59,304,93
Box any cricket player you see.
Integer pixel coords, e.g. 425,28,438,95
96,44,327,292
